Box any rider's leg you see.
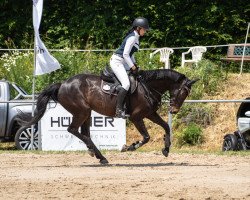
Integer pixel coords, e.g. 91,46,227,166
110,56,130,118
116,87,128,118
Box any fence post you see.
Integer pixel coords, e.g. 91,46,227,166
168,111,173,142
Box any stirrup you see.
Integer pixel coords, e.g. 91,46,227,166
115,109,130,119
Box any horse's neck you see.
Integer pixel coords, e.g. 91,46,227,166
147,79,175,95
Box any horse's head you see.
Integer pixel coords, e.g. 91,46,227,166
140,69,199,114
169,78,199,114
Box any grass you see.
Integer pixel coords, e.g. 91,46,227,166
0,142,250,157
1,141,249,157
171,147,250,157
137,144,250,156
0,142,16,151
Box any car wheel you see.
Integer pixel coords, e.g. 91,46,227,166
222,134,238,151
15,126,39,150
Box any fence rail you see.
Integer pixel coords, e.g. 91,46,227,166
183,99,250,103
1,99,250,104
0,43,247,52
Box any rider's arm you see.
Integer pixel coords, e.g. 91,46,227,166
131,55,136,66
123,36,136,69
131,55,138,71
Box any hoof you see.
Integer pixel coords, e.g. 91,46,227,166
162,148,169,157
121,144,129,152
100,159,109,165
87,149,95,157
127,145,136,151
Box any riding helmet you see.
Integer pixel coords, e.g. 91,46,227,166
132,17,150,30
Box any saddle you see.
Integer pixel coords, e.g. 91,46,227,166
100,66,138,96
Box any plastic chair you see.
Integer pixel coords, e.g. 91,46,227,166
181,46,207,67
149,47,174,69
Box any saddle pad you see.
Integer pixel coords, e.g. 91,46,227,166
101,81,118,96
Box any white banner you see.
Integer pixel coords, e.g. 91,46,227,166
33,0,60,75
32,0,43,32
41,103,126,151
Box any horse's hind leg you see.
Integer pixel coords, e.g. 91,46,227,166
122,119,150,152
80,116,95,157
68,113,108,164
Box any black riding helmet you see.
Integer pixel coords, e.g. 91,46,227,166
132,17,150,30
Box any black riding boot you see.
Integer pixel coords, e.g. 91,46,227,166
115,88,129,119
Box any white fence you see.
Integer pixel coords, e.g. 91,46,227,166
0,43,243,52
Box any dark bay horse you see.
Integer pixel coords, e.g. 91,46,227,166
18,69,198,164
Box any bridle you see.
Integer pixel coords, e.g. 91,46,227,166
170,79,191,107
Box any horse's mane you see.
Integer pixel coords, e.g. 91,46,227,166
141,69,186,83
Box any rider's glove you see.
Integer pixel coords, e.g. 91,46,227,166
131,65,139,76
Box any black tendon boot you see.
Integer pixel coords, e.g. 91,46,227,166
115,88,129,119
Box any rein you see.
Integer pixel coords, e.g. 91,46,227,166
141,76,190,108
137,76,161,107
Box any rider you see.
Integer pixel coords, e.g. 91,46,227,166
110,17,150,118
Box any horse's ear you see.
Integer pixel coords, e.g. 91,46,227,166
187,78,200,87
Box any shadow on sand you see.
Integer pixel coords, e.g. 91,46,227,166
80,162,218,168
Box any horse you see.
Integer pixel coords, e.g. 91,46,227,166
18,68,198,164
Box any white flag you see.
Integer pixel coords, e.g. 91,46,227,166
33,0,60,75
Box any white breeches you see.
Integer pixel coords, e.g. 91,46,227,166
110,55,130,91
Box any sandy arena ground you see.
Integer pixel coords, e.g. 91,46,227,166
0,151,249,200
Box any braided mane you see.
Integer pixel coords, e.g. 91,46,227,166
141,69,186,83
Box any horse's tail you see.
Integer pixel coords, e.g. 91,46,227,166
17,83,62,127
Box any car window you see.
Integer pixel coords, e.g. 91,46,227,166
0,85,2,100
9,84,19,100
17,85,27,95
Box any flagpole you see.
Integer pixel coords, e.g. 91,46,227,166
240,22,250,75
31,36,37,150
31,0,61,150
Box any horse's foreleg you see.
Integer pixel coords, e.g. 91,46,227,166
147,112,171,157
121,119,150,152
68,115,108,164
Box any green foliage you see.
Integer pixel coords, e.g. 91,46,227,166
177,59,225,99
0,50,112,93
171,59,225,146
0,51,33,92
0,50,224,97
35,49,113,92
0,1,248,54
0,49,155,93
0,49,175,92
0,1,248,76
221,62,250,73
175,123,203,147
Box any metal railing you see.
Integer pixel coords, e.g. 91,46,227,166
2,99,250,104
